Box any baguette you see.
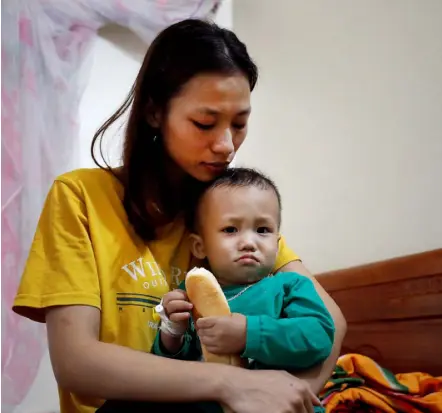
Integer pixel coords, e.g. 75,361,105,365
185,267,245,368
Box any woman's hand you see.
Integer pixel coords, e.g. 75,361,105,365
221,369,321,413
46,305,319,407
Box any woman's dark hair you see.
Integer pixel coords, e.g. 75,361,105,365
91,18,258,241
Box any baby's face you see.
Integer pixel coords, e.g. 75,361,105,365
193,185,280,285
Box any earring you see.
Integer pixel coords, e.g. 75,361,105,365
153,135,158,142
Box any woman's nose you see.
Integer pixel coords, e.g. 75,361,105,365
211,128,234,157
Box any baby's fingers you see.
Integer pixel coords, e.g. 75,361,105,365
169,312,190,322
163,289,189,305
166,299,193,315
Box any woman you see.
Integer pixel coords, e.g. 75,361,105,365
13,19,346,413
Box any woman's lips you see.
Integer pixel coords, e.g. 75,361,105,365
201,162,229,173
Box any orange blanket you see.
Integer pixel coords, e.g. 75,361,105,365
320,354,442,412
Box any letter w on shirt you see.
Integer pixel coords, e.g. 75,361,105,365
121,258,146,281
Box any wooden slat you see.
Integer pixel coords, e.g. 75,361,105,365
342,319,442,376
316,249,442,292
330,273,442,322
314,249,442,375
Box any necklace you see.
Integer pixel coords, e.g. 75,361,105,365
227,284,254,302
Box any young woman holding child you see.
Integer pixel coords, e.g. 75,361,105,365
13,18,346,413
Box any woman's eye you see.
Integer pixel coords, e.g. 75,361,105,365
257,227,272,234
222,226,237,234
233,123,246,130
193,121,214,131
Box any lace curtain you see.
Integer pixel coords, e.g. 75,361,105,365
1,1,221,411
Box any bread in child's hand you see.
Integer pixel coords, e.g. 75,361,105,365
185,267,245,368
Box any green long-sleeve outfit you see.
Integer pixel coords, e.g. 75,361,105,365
152,272,334,412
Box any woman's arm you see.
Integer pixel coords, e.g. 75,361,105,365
277,260,347,394
46,305,319,412
46,305,223,402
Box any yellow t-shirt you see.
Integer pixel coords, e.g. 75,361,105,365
13,168,299,413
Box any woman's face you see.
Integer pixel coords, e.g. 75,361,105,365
160,73,251,182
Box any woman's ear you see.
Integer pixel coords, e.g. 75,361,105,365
189,233,206,259
146,101,162,128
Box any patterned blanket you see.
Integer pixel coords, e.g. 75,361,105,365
320,353,442,412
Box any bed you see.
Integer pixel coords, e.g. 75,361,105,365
315,248,442,376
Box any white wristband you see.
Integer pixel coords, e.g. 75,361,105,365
160,320,187,338
154,300,187,338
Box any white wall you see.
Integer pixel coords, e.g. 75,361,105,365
233,0,442,273
78,25,147,169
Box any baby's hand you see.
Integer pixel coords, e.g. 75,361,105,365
196,313,247,355
162,289,193,330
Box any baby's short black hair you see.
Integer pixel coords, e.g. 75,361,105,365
186,167,282,232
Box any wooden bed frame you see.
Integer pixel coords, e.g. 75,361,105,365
316,249,442,376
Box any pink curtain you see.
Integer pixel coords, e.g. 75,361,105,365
1,0,221,411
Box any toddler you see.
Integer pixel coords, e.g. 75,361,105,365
152,167,334,412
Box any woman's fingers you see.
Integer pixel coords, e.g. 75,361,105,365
303,399,315,413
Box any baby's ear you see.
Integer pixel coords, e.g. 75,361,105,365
277,233,282,242
189,233,206,259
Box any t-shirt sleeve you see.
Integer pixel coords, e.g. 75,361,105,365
272,235,300,273
13,179,101,323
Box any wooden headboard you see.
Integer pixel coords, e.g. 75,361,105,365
316,249,442,376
